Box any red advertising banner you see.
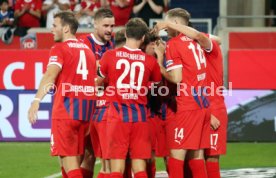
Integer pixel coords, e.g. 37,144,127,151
0,50,49,90
228,50,276,89
229,32,276,49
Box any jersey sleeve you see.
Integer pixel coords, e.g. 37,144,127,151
97,51,109,78
208,39,219,58
165,41,183,72
48,45,64,68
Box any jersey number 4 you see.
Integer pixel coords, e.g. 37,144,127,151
76,50,88,80
116,59,145,90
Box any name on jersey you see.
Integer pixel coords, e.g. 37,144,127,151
67,42,89,49
116,51,145,61
122,93,138,100
180,36,193,41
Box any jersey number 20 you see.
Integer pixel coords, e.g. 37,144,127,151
116,59,144,90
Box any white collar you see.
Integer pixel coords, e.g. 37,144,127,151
91,33,105,45
123,45,141,51
64,38,78,42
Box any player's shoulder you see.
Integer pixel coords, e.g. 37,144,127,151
78,34,91,42
51,42,65,51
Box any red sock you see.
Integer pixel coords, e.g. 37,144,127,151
124,161,132,178
184,160,192,178
98,172,105,178
188,159,208,178
81,168,93,178
168,157,184,178
134,171,147,178
206,161,221,178
67,169,83,178
110,172,123,178
61,167,68,178
151,160,156,178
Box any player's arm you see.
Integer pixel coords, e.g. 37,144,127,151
28,65,61,124
209,34,221,45
154,39,181,84
96,52,109,86
155,21,212,51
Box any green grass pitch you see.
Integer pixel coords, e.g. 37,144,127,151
0,142,275,178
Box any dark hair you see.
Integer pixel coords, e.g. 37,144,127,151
143,31,160,46
94,8,114,21
115,28,126,47
0,0,8,5
125,18,149,40
140,30,160,52
54,11,79,35
167,8,191,25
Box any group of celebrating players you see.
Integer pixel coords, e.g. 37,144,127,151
28,6,228,178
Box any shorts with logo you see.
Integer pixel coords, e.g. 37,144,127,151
51,119,89,156
205,107,228,156
166,109,210,150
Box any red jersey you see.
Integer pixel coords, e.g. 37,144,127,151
109,0,134,26
48,39,97,120
78,33,115,60
205,40,225,109
98,46,161,105
15,0,42,27
165,34,209,111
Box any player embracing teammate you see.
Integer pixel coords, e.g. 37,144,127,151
28,7,228,178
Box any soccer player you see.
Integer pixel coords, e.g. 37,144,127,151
78,8,115,178
154,8,212,178
79,8,115,62
97,18,162,178
154,18,227,178
28,11,96,178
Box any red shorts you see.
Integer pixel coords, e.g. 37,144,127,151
106,120,151,159
205,107,228,156
149,117,169,157
167,109,210,150
51,119,89,156
90,106,109,158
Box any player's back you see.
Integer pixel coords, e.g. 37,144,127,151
48,39,97,120
99,46,161,105
205,40,225,109
166,34,208,111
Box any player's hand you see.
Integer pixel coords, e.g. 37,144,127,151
154,39,166,57
210,114,220,130
28,101,40,124
153,21,168,33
